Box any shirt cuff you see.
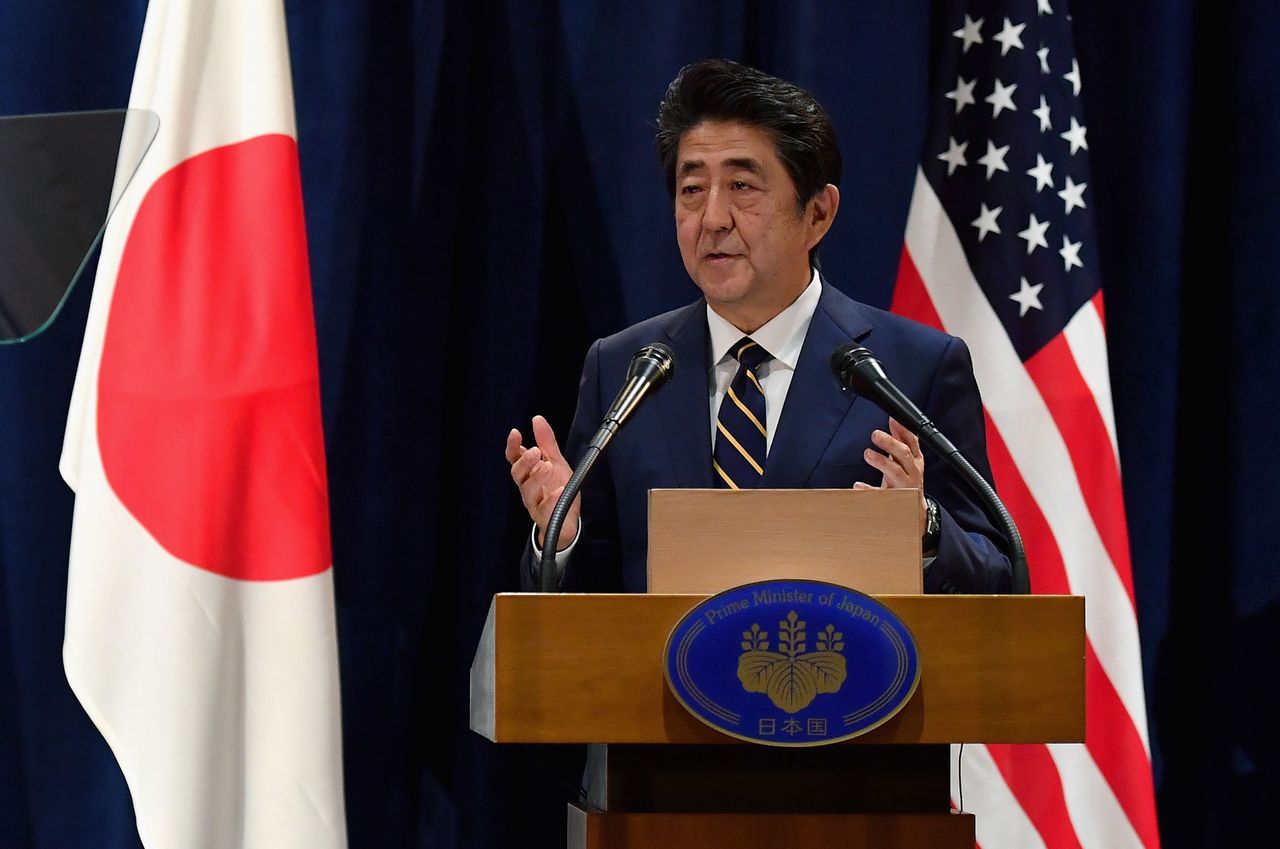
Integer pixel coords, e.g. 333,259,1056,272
531,522,580,582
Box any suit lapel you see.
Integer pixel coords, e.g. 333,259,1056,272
762,282,873,487
657,300,715,488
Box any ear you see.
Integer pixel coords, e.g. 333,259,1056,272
804,184,840,251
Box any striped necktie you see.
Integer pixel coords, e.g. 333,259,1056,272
713,337,772,489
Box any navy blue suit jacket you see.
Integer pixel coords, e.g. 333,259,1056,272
527,281,1012,594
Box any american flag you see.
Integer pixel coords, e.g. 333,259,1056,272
891,1,1161,848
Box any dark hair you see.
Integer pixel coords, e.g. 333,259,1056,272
655,59,843,214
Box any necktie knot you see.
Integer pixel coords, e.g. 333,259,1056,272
732,337,772,371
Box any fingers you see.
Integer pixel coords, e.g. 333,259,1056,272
888,418,922,458
531,415,565,464
857,444,928,526
868,429,915,474
520,450,561,517
862,444,903,486
504,428,525,465
507,416,567,482
864,427,925,490
510,444,542,484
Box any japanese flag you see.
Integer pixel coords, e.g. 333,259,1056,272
60,2,347,846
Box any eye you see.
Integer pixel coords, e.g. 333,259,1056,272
680,184,703,195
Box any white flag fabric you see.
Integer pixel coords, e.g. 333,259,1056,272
60,2,347,847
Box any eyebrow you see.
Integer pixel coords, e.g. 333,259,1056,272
724,157,764,174
678,157,765,176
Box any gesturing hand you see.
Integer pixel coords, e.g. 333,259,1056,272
505,415,580,551
854,417,928,527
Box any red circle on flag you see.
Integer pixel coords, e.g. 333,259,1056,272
97,134,331,581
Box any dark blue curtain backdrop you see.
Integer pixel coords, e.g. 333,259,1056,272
0,1,1276,847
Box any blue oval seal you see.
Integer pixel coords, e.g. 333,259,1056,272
663,579,920,746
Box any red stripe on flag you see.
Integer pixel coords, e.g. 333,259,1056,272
1092,290,1106,327
891,246,946,332
986,743,1084,849
988,371,1158,848
1024,335,1137,608
987,374,1159,849
989,410,1159,849
1085,642,1163,849
982,414,1068,595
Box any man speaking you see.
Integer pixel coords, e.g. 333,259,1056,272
505,59,1012,595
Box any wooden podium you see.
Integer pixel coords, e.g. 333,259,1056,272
470,592,1084,848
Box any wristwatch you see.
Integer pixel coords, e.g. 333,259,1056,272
922,496,941,553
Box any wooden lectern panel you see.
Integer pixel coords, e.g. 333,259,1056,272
470,593,1084,745
647,489,922,594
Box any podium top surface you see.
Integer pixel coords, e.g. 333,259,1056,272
470,593,1084,745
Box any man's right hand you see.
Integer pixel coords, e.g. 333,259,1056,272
505,415,580,551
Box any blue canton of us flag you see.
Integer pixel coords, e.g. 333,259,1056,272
919,0,1099,361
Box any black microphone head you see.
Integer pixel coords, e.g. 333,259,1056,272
628,342,676,386
830,342,884,392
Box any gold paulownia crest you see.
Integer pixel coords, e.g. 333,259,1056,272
737,611,847,713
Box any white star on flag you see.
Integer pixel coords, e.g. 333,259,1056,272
1058,176,1087,214
1038,0,1055,15
1010,276,1045,316
1061,116,1089,154
993,17,1026,55
1037,45,1051,73
1033,95,1052,131
985,79,1018,117
952,14,984,52
937,137,969,176
1018,213,1050,254
1059,234,1084,270
977,140,1011,179
971,203,1003,241
946,77,977,114
1064,58,1083,95
1027,154,1055,191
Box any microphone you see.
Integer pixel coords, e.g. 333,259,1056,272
831,342,1030,594
540,343,676,591
831,343,957,458
589,343,677,452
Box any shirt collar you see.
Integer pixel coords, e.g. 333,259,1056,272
706,268,822,371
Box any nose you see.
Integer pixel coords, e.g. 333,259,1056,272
702,185,733,232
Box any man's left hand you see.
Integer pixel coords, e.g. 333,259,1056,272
854,417,928,526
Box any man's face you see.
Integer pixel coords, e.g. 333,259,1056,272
674,120,825,331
